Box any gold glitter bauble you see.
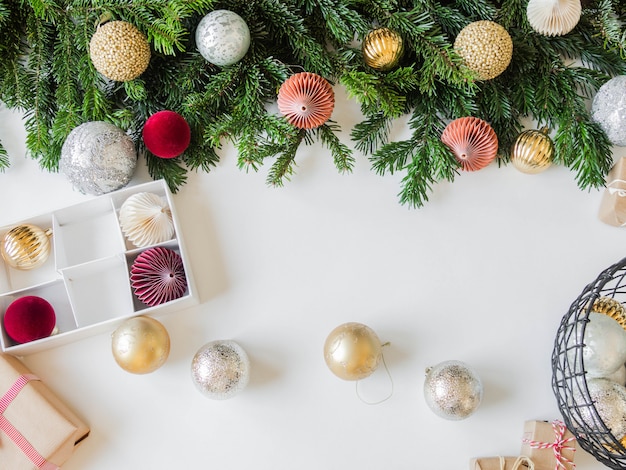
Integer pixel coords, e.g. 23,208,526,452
362,27,404,71
454,20,513,80
1,224,52,270
590,296,626,330
511,127,555,174
111,316,170,374
323,322,382,381
89,21,151,82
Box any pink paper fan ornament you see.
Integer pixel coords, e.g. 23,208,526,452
441,117,498,171
130,247,187,307
277,72,335,129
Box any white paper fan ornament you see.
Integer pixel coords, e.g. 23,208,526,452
527,0,581,36
119,192,175,248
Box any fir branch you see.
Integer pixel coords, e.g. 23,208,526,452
0,141,8,171
0,5,31,107
452,0,497,22
301,0,369,44
398,138,458,208
124,79,148,102
255,0,335,76
495,0,527,31
183,139,220,172
554,114,613,190
314,122,354,173
50,14,83,157
145,150,188,192
351,112,392,155
386,8,476,93
340,69,409,117
590,0,626,59
0,1,9,24
265,129,306,186
23,12,57,169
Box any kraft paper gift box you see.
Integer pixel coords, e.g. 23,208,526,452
470,456,534,469
599,157,626,227
520,420,576,470
0,354,89,469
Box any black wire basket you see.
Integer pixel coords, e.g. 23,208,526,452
552,257,626,469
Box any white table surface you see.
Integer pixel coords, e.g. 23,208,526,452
0,89,621,469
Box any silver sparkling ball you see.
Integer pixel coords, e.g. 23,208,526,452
582,312,626,378
195,10,250,67
423,360,483,420
60,121,137,195
191,340,250,399
577,378,626,441
591,75,626,146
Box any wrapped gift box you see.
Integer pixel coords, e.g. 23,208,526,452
470,456,533,469
599,157,626,227
520,420,576,470
0,354,89,469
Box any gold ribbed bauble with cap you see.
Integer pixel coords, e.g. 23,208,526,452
511,127,555,174
89,20,151,82
454,20,513,80
362,27,404,72
1,224,52,270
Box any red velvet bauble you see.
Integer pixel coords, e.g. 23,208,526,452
142,110,191,159
3,296,56,344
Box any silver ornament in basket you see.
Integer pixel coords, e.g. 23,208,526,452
552,257,626,469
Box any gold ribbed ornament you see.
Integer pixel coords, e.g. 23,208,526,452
362,28,404,72
1,224,52,270
590,296,626,330
511,127,555,174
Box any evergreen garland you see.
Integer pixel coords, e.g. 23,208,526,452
0,0,624,207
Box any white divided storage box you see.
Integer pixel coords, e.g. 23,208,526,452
0,180,197,355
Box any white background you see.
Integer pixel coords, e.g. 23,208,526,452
0,88,621,469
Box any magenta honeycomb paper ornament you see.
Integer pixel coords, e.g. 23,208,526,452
130,246,187,307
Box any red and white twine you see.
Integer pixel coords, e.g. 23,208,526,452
0,374,59,470
523,420,576,470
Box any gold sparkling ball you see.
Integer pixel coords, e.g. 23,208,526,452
89,21,151,82
1,224,52,270
362,27,404,72
111,316,170,374
511,127,555,174
323,322,382,381
590,296,626,330
454,20,513,80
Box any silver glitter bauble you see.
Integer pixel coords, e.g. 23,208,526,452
577,379,626,441
195,10,250,67
423,360,483,420
191,340,250,399
591,75,626,146
582,312,626,378
60,121,137,195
